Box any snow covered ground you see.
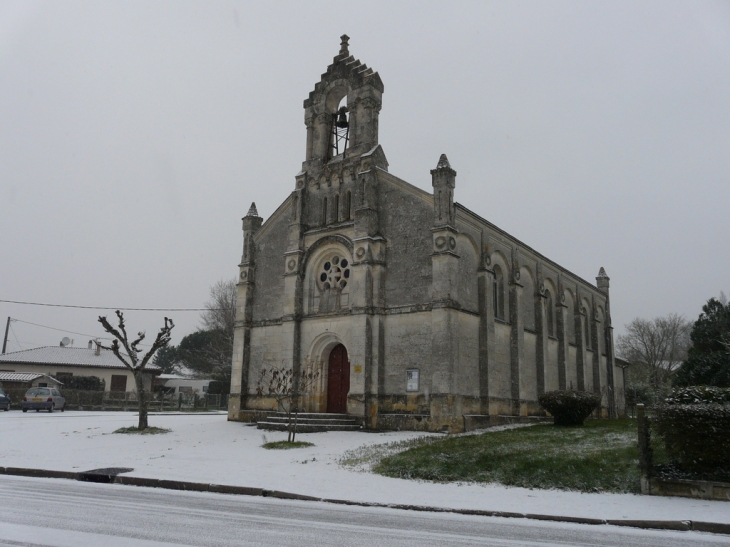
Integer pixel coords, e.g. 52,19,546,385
1,411,727,524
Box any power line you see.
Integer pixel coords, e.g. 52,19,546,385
0,299,226,312
9,324,22,351
9,318,153,348
12,318,114,341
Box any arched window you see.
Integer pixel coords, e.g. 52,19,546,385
322,197,328,226
493,265,505,320
545,290,555,337
564,291,576,343
345,191,351,220
521,273,535,331
334,194,340,223
584,303,592,350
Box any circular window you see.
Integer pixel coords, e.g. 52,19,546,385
318,254,350,291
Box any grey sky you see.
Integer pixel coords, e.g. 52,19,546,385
1,1,728,351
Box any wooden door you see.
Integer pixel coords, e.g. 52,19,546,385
326,344,350,413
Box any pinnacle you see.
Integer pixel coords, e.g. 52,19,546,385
339,34,350,56
597,267,608,278
246,202,259,217
436,154,451,170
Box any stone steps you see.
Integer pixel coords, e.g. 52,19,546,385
257,412,361,433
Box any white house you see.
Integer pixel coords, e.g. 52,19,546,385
0,343,160,392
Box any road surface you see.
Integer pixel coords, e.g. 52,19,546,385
0,476,725,547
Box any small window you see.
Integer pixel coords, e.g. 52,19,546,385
334,194,340,222
179,386,193,393
203,385,209,393
323,197,328,225
345,191,352,220
406,369,420,392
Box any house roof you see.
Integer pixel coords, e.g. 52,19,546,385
0,346,161,373
0,372,63,384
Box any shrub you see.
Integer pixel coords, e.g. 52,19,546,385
53,375,105,391
538,390,600,426
663,386,730,405
652,387,730,471
207,380,223,395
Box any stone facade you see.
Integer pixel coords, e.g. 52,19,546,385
228,36,624,432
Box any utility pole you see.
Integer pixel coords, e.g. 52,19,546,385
2,317,10,354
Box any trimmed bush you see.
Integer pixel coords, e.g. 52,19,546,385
663,386,730,405
53,375,105,391
653,387,730,471
207,381,223,395
538,390,600,426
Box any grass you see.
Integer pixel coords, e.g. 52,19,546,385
113,426,171,435
373,420,641,494
262,441,314,450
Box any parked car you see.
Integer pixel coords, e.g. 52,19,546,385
21,387,65,412
0,387,10,411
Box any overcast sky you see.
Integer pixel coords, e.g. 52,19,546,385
1,0,728,353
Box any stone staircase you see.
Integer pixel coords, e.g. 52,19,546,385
256,412,361,433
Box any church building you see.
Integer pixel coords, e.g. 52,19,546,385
228,36,624,432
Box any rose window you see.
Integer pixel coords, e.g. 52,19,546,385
319,255,350,290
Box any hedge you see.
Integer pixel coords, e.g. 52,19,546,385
537,390,600,426
653,402,730,470
663,386,730,405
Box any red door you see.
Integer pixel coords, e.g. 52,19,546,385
326,344,350,413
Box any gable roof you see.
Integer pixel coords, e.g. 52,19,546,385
0,346,161,373
0,372,63,384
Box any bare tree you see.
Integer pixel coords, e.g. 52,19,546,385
200,278,236,335
98,311,174,430
256,366,319,443
175,278,236,385
616,313,691,392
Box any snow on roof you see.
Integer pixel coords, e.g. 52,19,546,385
0,372,62,384
0,346,161,373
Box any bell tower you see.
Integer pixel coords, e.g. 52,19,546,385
302,35,385,169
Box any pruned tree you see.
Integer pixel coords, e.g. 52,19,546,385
616,313,691,397
256,366,319,442
98,311,175,430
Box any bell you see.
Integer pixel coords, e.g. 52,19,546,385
335,107,348,129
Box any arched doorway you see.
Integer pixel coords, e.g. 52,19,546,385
326,344,350,413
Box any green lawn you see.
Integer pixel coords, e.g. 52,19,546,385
374,420,641,493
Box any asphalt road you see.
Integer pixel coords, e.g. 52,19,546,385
0,476,726,547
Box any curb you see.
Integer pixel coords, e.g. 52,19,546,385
1,466,728,536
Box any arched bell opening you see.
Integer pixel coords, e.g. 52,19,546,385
329,95,349,160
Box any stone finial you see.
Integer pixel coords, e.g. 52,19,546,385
596,267,610,291
436,154,451,170
339,34,350,56
246,202,259,217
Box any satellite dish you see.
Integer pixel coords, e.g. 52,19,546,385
60,337,71,347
